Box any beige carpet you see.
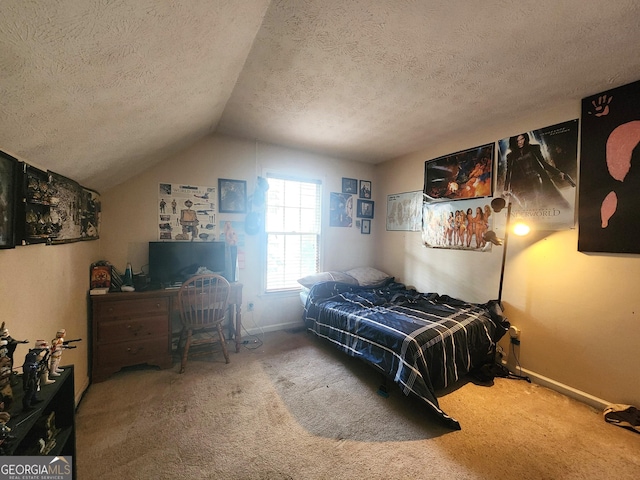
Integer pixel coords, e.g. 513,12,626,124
76,329,640,479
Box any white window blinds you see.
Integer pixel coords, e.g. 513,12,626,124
265,175,322,291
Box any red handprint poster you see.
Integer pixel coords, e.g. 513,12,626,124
579,80,640,253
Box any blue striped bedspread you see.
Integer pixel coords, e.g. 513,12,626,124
303,280,509,429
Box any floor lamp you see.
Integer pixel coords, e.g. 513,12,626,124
483,196,529,307
483,196,532,383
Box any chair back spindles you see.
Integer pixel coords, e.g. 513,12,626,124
177,274,231,373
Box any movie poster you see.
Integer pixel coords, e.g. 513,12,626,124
496,119,579,230
579,80,640,254
158,183,216,241
424,144,494,201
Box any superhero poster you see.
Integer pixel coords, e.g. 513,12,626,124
579,80,640,254
496,119,579,231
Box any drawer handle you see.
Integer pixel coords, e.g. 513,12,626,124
127,324,142,335
126,347,144,355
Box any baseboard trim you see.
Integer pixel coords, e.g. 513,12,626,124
505,364,610,411
76,376,90,406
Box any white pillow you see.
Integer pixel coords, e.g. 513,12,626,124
297,271,358,289
344,267,391,286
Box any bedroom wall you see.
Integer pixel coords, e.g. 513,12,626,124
0,213,99,401
373,100,640,408
99,133,376,333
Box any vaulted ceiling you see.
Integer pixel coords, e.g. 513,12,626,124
2,1,640,192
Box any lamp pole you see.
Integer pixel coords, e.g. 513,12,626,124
497,200,512,307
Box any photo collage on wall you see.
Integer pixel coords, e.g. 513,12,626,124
330,178,373,234
0,150,101,249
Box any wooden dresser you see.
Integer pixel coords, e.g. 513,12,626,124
90,284,243,382
90,290,174,382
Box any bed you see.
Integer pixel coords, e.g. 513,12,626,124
300,268,509,429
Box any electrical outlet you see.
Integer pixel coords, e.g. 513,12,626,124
508,325,521,346
247,301,254,311
508,325,521,340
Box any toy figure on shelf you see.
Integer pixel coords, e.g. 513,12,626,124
21,349,40,411
0,341,9,368
0,422,15,455
34,340,55,386
49,329,81,377
37,411,60,454
0,366,13,411
0,322,28,371
0,393,12,455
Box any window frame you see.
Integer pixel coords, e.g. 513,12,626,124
263,173,323,293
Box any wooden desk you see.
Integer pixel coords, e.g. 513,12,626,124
90,283,242,382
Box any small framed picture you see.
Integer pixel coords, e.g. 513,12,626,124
218,178,247,213
357,199,374,219
359,180,371,199
342,177,357,194
90,263,112,289
361,219,371,234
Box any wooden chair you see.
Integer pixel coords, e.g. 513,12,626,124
177,274,230,373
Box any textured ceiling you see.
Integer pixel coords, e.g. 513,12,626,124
2,0,640,192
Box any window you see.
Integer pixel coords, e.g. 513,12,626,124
265,174,322,292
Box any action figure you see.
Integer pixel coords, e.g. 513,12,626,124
0,422,15,455
0,366,12,410
0,341,9,368
22,349,40,410
49,329,66,376
49,330,80,377
34,340,55,386
0,322,29,371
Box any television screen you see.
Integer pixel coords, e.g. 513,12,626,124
148,241,226,287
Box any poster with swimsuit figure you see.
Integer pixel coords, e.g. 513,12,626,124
496,119,578,231
579,80,640,254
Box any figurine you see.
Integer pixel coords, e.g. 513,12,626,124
37,412,59,454
34,340,55,386
0,341,10,368
0,366,12,410
48,329,80,377
0,422,15,455
0,322,29,371
49,329,66,376
22,349,41,410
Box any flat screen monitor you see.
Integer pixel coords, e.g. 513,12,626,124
148,241,226,287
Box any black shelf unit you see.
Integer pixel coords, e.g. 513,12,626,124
2,366,76,479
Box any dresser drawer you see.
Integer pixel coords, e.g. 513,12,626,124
95,297,169,318
96,337,168,367
97,315,168,344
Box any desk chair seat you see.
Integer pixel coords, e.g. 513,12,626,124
177,274,230,373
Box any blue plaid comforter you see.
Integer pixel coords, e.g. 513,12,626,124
303,280,509,429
